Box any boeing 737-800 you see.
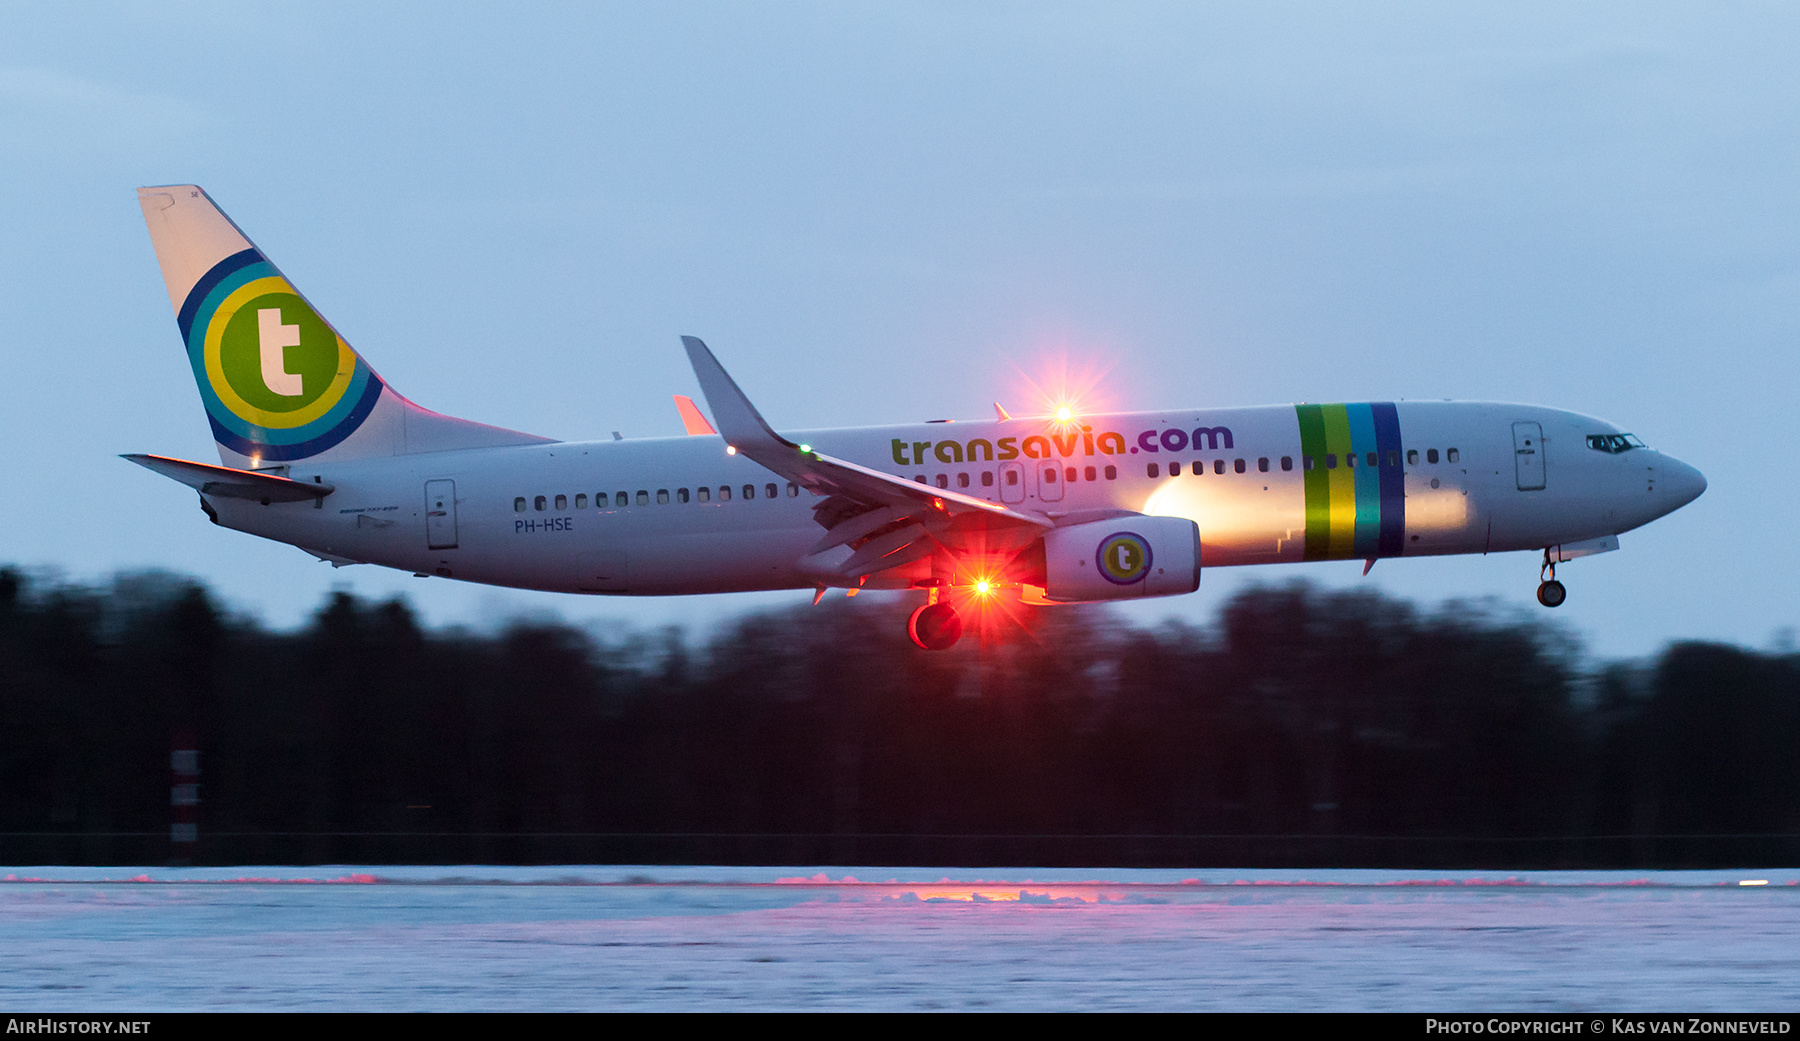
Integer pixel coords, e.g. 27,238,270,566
127,186,1706,649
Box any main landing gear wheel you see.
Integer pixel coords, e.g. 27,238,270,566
908,602,963,650
1536,549,1567,608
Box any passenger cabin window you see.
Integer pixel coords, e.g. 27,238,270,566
1426,449,1439,464
534,495,546,511
514,497,526,512
1447,448,1460,463
1104,465,1117,480
677,488,689,503
719,486,731,501
1065,467,1077,483
1303,456,1314,471
1169,461,1181,477
1367,452,1377,468
765,483,778,499
744,484,756,500
957,472,970,488
1084,465,1097,481
1234,458,1246,474
657,489,670,504
1407,449,1418,465
1281,456,1293,471
1146,463,1159,478
697,487,710,503
554,494,567,511
1258,457,1270,472
981,471,994,487
636,490,649,506
575,494,587,509
1005,470,1019,486
1214,459,1225,474
1387,451,1399,467
1326,455,1337,469
936,474,949,489
787,483,799,497
1346,453,1355,469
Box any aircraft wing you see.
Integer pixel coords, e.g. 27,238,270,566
124,453,334,502
682,336,1049,581
682,336,1046,525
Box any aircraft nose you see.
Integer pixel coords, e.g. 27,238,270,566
1661,455,1707,509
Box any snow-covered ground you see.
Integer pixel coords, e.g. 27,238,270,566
3,867,1796,1011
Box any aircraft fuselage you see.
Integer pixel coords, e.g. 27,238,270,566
208,400,1704,596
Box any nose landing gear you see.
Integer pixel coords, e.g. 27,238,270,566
1537,550,1567,608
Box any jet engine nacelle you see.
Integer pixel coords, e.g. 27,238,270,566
1041,516,1201,602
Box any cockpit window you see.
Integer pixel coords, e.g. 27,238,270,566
1587,433,1646,454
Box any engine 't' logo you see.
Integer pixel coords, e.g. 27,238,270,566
1096,532,1152,584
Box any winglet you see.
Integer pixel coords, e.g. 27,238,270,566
680,335,801,455
994,402,1012,421
673,394,717,436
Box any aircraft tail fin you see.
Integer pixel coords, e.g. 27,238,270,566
137,185,551,467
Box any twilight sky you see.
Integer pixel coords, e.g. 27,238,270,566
2,3,1792,657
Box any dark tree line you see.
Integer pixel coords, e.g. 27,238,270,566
1,566,1795,867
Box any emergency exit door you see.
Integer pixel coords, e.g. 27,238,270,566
425,480,459,549
999,462,1026,504
1512,423,1546,491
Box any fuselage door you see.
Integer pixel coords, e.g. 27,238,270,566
999,461,1026,504
1512,422,1546,491
425,479,459,549
1036,461,1065,502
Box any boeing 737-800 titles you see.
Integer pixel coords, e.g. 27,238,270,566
128,186,1706,649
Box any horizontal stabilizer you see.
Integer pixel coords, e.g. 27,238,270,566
124,453,334,502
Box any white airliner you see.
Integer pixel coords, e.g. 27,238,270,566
128,186,1706,649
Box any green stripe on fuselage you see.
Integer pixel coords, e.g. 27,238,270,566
1297,404,1330,560
1298,403,1373,560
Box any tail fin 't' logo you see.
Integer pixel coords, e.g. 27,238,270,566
257,308,304,397
179,249,383,461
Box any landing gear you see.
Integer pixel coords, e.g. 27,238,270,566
908,602,963,650
1536,550,1567,608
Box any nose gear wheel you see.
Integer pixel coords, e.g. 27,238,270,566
1537,549,1567,608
